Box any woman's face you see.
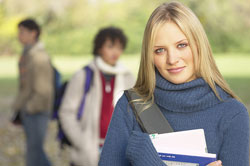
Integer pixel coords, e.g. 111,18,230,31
98,39,123,66
153,22,196,84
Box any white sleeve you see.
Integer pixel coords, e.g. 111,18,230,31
58,69,86,148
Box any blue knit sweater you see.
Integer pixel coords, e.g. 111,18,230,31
99,72,249,166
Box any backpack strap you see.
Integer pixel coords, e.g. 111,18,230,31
124,89,173,134
77,66,93,120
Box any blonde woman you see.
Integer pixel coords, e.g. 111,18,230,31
99,2,249,166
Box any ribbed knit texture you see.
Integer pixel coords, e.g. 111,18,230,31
125,131,166,166
99,72,249,166
154,70,229,112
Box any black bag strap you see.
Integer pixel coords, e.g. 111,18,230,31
125,89,173,134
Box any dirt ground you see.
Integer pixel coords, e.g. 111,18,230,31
0,95,71,166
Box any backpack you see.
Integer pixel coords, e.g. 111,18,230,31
52,66,63,119
52,66,94,148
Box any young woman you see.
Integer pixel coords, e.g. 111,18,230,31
99,2,249,166
59,27,135,166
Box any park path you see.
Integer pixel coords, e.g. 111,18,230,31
0,95,71,166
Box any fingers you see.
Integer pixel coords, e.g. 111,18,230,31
207,160,222,166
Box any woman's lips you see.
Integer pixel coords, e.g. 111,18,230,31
167,67,185,73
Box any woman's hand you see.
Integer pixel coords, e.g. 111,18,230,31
207,160,222,166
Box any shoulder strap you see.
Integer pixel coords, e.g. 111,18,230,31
77,66,94,120
124,89,173,134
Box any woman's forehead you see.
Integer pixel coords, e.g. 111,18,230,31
153,22,187,45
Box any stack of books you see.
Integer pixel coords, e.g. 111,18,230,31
150,129,216,166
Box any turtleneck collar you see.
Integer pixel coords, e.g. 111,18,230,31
154,71,230,113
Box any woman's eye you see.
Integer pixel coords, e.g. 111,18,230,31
154,48,165,54
177,43,188,48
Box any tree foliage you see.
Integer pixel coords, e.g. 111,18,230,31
0,0,250,56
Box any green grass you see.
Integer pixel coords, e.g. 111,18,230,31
215,53,250,77
1,54,250,108
0,78,17,97
224,77,250,105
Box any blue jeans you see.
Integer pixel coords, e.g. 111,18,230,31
21,111,51,166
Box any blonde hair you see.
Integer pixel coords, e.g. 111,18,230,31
134,1,239,103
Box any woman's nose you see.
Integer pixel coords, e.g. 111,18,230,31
167,49,179,65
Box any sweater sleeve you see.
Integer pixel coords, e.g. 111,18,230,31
126,131,166,166
99,95,133,166
219,107,249,166
99,95,166,166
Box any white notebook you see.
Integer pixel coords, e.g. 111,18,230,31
150,129,216,166
150,129,208,153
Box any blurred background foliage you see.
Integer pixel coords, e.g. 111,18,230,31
0,0,250,56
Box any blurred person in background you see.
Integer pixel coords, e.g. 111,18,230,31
12,18,53,166
59,26,135,166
